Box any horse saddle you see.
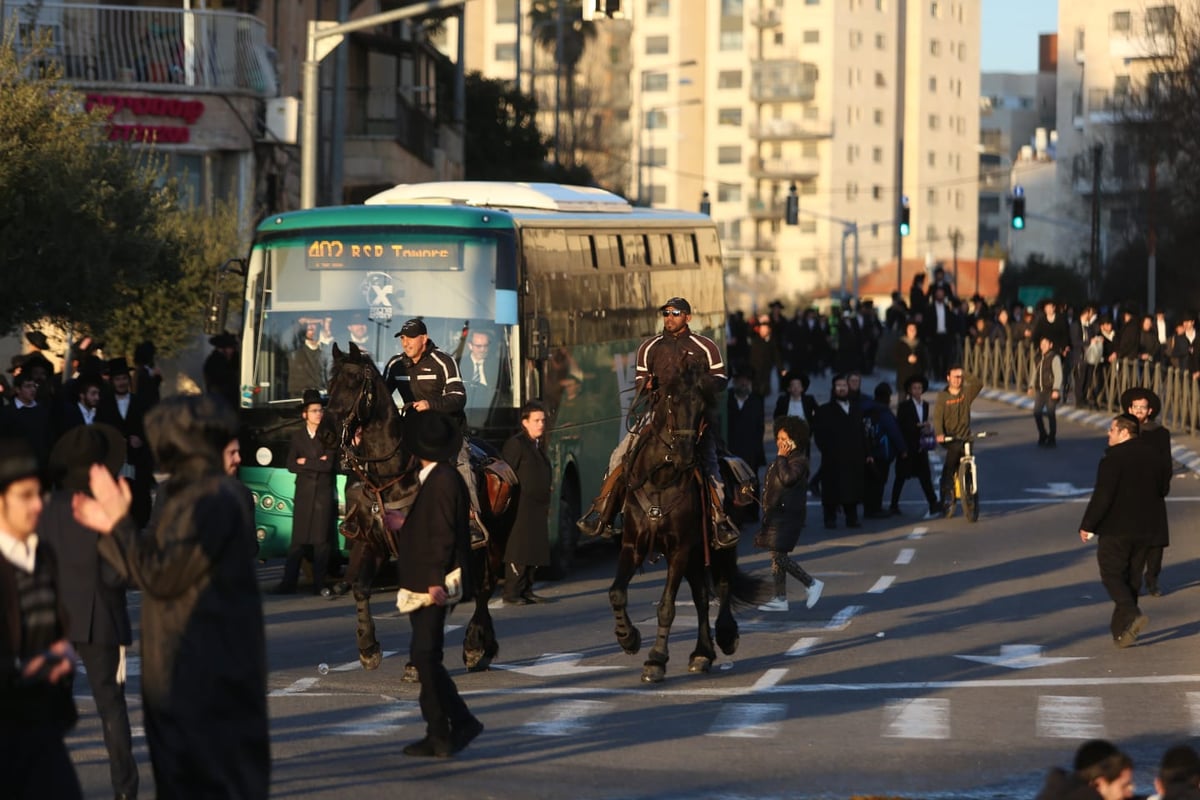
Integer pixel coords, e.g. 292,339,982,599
720,455,759,507
467,439,517,516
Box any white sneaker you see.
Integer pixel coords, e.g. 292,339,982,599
806,579,824,609
922,510,941,520
757,596,789,612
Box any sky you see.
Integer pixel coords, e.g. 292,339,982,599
980,0,1059,73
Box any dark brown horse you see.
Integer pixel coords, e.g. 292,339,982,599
608,365,767,683
322,341,511,673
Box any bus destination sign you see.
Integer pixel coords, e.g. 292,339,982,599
307,239,463,271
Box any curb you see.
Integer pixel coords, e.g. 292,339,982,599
981,388,1200,477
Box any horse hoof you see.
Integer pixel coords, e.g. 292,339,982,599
464,651,493,672
717,634,740,656
687,656,711,674
401,663,419,683
617,627,642,655
359,645,382,671
641,664,665,683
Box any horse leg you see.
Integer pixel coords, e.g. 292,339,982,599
463,546,499,671
712,549,741,656
608,543,642,656
685,557,716,674
642,551,687,684
352,585,382,671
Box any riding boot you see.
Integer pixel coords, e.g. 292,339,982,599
577,466,624,538
708,476,740,550
469,511,490,550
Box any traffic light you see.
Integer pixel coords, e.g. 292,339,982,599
785,183,799,225
1011,186,1026,230
899,195,910,237
699,191,711,216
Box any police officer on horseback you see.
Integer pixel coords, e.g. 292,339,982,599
577,297,741,549
384,318,489,547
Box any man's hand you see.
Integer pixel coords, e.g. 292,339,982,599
296,457,307,465
936,434,946,443
73,464,132,535
21,640,75,685
1079,529,1095,543
1027,388,1034,396
428,585,447,606
412,399,431,412
1051,390,1059,400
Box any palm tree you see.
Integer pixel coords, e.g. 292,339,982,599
528,0,596,167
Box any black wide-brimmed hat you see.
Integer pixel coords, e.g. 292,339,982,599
107,357,132,375
300,388,325,408
904,373,930,392
209,332,237,348
402,410,460,463
0,438,40,488
24,330,50,351
1120,386,1161,419
49,423,126,493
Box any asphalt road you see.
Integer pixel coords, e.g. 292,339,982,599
66,394,1200,799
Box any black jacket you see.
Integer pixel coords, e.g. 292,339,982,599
1079,437,1169,539
501,432,552,567
755,450,809,552
397,463,474,603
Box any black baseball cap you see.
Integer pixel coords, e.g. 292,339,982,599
395,318,427,338
659,297,692,314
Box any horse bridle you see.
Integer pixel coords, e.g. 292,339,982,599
336,362,404,467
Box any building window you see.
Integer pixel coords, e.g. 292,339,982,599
872,146,883,163
926,225,938,242
929,76,937,92
720,30,744,50
875,71,886,87
800,180,817,195
872,108,882,125
800,257,819,271
1147,6,1176,36
847,144,857,163
495,0,517,24
930,38,941,56
717,145,742,164
927,151,936,167
847,182,859,201
930,0,939,17
717,182,742,202
774,31,784,44
927,189,937,205
646,147,667,167
849,30,863,48
802,141,818,158
650,185,667,205
717,107,742,126
876,0,887,9
718,70,743,89
643,72,669,92
645,109,667,129
646,35,670,55
800,219,817,233
494,42,516,61
875,32,886,49
804,30,821,43
1111,10,1132,33
647,0,670,16
872,185,882,199
928,114,940,130
979,195,1001,215
721,0,743,13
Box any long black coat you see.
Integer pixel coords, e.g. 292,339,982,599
397,463,474,602
98,464,268,798
501,432,552,566
287,426,336,547
893,336,929,391
1079,437,1169,540
727,390,766,469
814,400,866,504
1140,422,1173,547
97,392,154,528
754,450,809,552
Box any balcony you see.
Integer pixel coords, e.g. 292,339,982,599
750,59,818,104
751,8,781,27
749,118,834,141
748,155,819,181
1109,8,1176,60
747,196,785,220
3,2,277,97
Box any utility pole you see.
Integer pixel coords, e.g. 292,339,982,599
553,0,564,167
949,227,963,291
1147,158,1157,313
1089,143,1102,298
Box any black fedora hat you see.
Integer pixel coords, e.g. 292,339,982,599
49,423,126,493
300,388,325,408
1120,386,1161,419
402,410,460,463
107,357,132,375
904,373,930,392
24,330,50,351
209,332,237,348
0,437,40,489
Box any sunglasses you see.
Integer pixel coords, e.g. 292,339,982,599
662,309,685,317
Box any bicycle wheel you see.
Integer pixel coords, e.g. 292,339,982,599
961,461,979,522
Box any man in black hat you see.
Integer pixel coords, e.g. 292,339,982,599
892,373,940,518
98,357,154,529
578,297,739,548
273,389,336,595
39,424,137,800
394,411,481,758
384,318,489,546
0,437,82,798
58,370,104,435
1123,386,1173,596
1079,413,1166,648
203,332,240,410
0,371,53,469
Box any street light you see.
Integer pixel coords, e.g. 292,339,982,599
635,59,696,205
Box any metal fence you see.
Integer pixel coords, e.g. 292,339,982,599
964,339,1200,435
4,2,276,97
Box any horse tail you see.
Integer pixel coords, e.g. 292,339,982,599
709,549,773,608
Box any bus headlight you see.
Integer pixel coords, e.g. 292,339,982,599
261,495,274,510
255,447,272,466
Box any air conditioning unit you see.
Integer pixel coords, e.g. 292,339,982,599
263,97,299,145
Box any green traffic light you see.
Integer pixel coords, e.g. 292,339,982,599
1012,217,1025,230
900,223,910,237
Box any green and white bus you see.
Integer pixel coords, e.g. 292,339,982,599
230,182,727,573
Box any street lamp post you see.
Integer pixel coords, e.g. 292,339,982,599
301,0,471,209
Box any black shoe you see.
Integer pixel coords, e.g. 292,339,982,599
576,510,613,538
888,506,902,516
321,580,351,600
1147,583,1163,597
403,736,453,758
823,518,837,530
452,717,484,753
864,510,890,519
845,519,862,528
1037,435,1047,447
521,592,551,604
1044,437,1056,448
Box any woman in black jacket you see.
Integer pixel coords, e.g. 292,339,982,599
755,416,824,612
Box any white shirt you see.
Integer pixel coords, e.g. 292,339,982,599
934,302,947,334
0,529,37,574
418,462,437,484
77,403,96,425
787,397,807,420
836,399,850,414
115,393,131,420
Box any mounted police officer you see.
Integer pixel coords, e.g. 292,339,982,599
384,318,489,547
577,297,740,549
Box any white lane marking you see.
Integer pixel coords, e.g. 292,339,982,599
907,527,927,539
752,668,789,691
1189,692,1200,735
882,698,950,739
330,700,421,736
706,702,786,738
868,576,896,593
493,652,624,677
331,650,400,672
786,637,820,657
895,548,915,565
270,678,320,696
956,644,1089,670
522,699,610,736
826,605,864,630
1037,695,1105,739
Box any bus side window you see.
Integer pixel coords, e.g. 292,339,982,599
524,358,541,404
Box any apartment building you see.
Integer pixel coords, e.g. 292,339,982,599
463,0,979,311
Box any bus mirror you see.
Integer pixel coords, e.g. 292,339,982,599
528,317,550,361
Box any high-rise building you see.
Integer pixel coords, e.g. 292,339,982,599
463,0,980,310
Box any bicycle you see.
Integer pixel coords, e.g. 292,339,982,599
941,431,996,523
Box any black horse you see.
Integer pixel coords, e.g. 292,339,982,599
322,341,512,672
608,365,767,683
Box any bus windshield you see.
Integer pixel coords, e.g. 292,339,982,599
243,227,519,422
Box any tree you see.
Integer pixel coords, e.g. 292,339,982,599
998,255,1090,310
528,0,597,166
0,42,243,357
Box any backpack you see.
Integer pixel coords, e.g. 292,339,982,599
863,409,891,462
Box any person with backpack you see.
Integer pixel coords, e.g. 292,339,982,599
862,383,907,519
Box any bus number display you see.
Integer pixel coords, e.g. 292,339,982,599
307,239,463,271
